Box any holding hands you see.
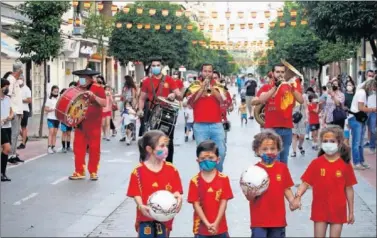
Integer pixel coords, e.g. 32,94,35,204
289,197,302,211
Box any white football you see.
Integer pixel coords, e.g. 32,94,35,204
147,190,178,222
240,165,270,196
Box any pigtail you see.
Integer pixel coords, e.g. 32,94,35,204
317,148,325,158
339,142,351,164
138,137,146,162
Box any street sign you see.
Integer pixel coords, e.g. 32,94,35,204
179,66,186,72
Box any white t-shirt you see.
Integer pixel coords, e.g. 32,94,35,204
45,97,58,120
349,89,367,115
184,107,194,123
21,85,31,112
1,96,12,128
367,93,376,108
7,74,23,114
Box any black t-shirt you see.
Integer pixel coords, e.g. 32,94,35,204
245,80,258,96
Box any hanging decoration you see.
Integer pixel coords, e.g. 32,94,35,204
72,1,78,7
126,23,132,29
116,22,122,28
290,21,297,27
248,23,253,29
176,9,183,17
199,11,205,18
225,11,231,19
149,8,156,16
97,2,103,11
280,22,286,27
136,7,143,15
277,9,283,17
230,24,235,30
187,24,193,31
269,22,276,28
136,23,143,29
123,6,130,14
154,24,161,30
145,23,151,29
251,11,257,18
68,18,73,24
301,20,308,25
290,9,297,17
111,4,117,13
211,11,218,18
176,24,182,30
259,23,264,29
83,1,91,9
238,11,244,19
165,24,172,31
264,11,271,18
185,10,191,17
162,9,169,16
240,23,246,29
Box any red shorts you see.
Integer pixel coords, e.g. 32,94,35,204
102,111,111,118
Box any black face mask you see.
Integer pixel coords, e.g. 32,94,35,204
332,85,338,91
51,94,58,98
3,88,9,95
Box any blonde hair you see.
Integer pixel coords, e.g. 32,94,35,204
252,129,283,153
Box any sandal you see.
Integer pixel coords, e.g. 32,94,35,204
291,152,297,157
299,147,305,155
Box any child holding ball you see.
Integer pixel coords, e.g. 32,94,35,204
127,130,183,237
246,130,300,238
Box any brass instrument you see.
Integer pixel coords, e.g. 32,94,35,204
183,79,227,99
254,59,304,126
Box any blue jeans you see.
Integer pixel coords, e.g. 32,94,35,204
194,123,226,172
367,112,376,149
138,221,169,238
349,116,366,165
251,227,286,238
272,128,292,165
195,232,229,238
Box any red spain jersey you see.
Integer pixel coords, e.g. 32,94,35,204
249,161,294,228
126,162,183,231
188,171,233,235
141,75,177,103
301,156,357,223
175,79,184,90
83,83,106,128
308,103,320,125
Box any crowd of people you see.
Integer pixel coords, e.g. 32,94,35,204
1,60,376,237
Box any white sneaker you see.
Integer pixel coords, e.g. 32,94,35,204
48,147,54,154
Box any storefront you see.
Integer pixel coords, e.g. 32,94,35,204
1,32,22,75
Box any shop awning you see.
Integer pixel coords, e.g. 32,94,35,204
1,32,21,58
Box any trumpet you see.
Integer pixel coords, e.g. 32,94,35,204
204,76,212,94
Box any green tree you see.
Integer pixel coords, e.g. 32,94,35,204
83,13,114,73
300,1,377,66
12,1,70,137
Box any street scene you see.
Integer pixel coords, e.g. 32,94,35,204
1,1,377,238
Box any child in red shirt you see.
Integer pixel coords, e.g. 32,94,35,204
126,130,183,237
245,130,299,238
188,140,234,237
294,126,357,237
308,94,320,150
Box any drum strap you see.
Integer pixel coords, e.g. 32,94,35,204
150,75,166,107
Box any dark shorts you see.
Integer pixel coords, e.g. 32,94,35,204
47,119,60,129
310,123,320,131
195,232,229,238
186,122,194,131
1,128,12,145
21,111,30,128
60,123,73,132
251,227,286,238
138,221,169,238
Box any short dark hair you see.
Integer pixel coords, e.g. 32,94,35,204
241,98,246,103
196,140,219,157
60,88,67,95
200,63,213,71
367,69,374,74
308,93,318,102
69,81,77,87
1,78,10,88
213,70,221,78
272,63,285,72
322,86,327,91
149,56,163,64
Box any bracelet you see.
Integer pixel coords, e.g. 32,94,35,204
295,193,301,198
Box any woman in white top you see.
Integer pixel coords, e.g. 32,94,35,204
45,85,60,154
1,78,13,181
348,79,377,170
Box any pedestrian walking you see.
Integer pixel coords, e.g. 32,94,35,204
238,98,248,126
244,75,258,119
59,88,73,153
1,78,13,182
308,94,320,150
126,130,183,237
294,126,357,237
17,74,31,149
102,85,113,141
291,102,306,157
7,63,24,163
246,130,298,238
183,101,194,142
120,101,136,145
188,140,233,237
68,68,106,181
45,85,60,154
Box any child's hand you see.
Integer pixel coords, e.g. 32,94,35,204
245,188,258,201
173,192,183,213
289,197,301,211
208,222,219,234
138,204,151,218
347,212,355,224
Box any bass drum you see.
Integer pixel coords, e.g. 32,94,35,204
55,87,90,127
148,104,178,137
254,104,265,127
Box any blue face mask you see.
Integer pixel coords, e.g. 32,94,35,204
261,153,279,165
199,160,217,171
79,77,87,86
151,67,161,75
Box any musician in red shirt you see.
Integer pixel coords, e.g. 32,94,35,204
137,57,182,163
69,69,106,181
187,64,226,172
251,63,304,165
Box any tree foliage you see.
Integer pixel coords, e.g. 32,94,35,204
12,2,70,64
12,1,70,137
300,1,377,65
109,1,237,75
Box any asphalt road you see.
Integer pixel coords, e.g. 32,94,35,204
1,88,376,237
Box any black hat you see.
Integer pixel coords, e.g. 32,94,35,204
72,68,100,76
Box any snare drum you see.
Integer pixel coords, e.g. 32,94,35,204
55,87,90,127
147,97,179,136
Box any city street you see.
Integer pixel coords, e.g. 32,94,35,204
1,88,376,237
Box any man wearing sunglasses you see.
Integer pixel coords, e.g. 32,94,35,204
137,57,182,163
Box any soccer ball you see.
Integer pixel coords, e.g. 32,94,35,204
147,190,178,222
240,165,270,196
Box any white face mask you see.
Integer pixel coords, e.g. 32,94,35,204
17,79,24,86
346,85,353,92
321,142,338,155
